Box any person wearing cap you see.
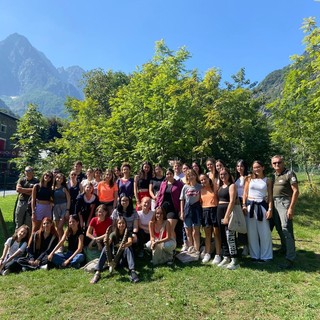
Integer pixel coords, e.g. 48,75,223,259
15,166,39,229
271,155,299,269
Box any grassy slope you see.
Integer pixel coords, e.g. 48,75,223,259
0,174,319,320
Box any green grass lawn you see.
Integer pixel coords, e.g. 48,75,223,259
0,174,319,320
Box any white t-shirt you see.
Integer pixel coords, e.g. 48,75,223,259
137,210,154,228
4,237,27,261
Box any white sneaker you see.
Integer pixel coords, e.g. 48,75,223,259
226,258,240,270
217,257,231,268
202,253,211,263
211,255,222,265
181,244,189,252
40,264,48,270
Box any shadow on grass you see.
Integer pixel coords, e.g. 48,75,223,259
241,245,320,274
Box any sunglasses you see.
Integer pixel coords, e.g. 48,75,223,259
272,161,282,165
25,170,33,173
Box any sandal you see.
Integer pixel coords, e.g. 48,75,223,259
90,272,101,284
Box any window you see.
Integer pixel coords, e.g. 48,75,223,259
0,124,6,133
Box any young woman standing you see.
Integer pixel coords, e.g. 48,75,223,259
117,163,134,199
216,168,239,270
242,160,273,262
156,168,184,244
134,161,153,210
149,164,165,211
97,169,118,216
53,173,71,240
199,174,221,264
235,159,249,256
67,170,81,216
180,169,202,258
31,171,53,233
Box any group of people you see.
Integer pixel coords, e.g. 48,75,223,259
0,156,299,281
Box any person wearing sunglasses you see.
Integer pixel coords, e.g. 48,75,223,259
14,166,39,229
271,155,299,269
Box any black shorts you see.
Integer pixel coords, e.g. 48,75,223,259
201,207,218,227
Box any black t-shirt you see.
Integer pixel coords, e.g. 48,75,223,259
150,177,165,194
18,177,39,201
67,229,83,252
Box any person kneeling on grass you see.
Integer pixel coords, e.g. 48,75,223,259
145,206,176,265
48,214,85,269
90,217,139,284
0,225,30,275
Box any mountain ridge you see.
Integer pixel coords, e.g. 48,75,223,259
0,33,85,117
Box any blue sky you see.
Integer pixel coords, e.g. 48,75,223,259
0,0,319,83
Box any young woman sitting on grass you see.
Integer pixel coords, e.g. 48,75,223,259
90,217,139,284
146,206,176,265
48,214,85,269
0,225,30,275
85,204,112,261
18,217,59,271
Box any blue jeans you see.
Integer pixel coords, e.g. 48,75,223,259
52,251,85,269
95,246,135,271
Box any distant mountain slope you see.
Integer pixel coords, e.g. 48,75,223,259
255,66,289,101
0,33,85,117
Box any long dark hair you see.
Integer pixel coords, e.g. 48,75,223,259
251,160,265,179
12,225,30,243
40,171,53,188
53,173,68,189
235,159,249,180
138,161,153,181
104,169,115,188
67,214,82,236
117,194,134,217
219,167,234,187
115,217,127,242
30,217,58,250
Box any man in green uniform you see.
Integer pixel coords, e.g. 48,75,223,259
271,155,299,269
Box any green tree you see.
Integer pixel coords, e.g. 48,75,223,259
11,104,48,172
82,69,130,115
202,84,271,168
267,17,320,184
48,98,110,172
107,40,207,168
